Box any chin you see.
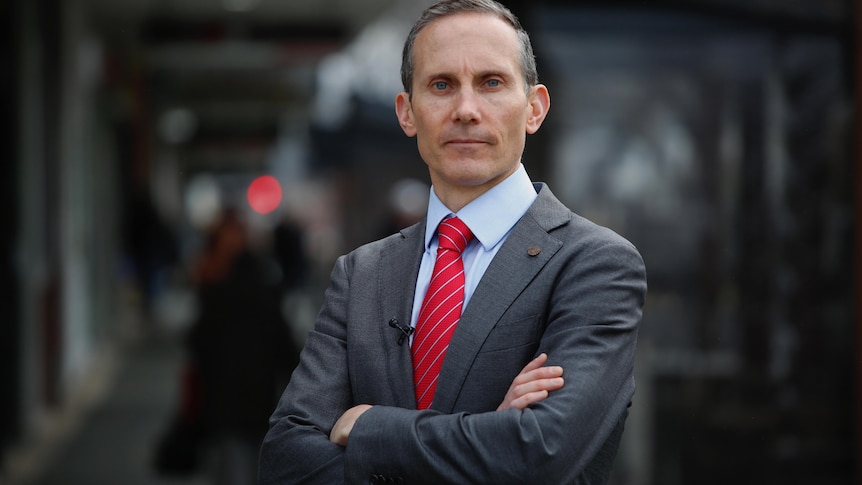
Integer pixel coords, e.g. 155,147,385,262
447,171,504,189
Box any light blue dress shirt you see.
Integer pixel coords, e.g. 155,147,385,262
410,164,538,331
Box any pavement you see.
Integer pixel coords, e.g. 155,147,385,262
11,328,214,485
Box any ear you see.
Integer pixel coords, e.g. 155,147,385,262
525,84,550,135
395,92,417,137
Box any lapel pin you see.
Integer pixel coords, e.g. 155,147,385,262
527,246,541,257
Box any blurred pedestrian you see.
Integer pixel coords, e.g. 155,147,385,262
272,213,310,293
187,208,299,485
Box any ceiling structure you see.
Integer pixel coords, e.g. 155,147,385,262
76,0,417,179
73,0,852,179
81,0,401,38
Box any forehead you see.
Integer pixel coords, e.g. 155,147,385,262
413,12,521,75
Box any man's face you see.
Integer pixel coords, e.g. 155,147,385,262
396,12,549,207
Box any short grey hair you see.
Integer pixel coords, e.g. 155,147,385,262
400,0,538,97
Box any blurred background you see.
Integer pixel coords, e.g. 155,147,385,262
1,0,858,484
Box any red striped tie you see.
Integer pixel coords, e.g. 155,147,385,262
412,216,474,410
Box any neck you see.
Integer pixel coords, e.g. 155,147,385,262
431,164,522,213
433,185,487,213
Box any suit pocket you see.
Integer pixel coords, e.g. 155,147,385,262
477,314,541,353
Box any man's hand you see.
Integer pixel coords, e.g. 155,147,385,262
329,404,372,446
497,353,564,411
329,354,561,445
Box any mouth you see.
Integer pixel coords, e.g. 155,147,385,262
446,138,488,146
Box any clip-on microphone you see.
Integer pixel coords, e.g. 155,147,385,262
388,318,413,346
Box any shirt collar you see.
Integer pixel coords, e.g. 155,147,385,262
425,164,537,251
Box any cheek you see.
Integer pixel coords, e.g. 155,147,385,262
413,117,444,149
414,132,438,165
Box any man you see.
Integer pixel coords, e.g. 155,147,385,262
259,1,647,483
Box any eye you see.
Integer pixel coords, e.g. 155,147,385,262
487,79,501,88
433,81,448,90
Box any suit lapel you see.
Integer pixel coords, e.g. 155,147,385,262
432,184,571,413
378,222,425,409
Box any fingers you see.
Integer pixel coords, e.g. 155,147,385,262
511,353,563,386
497,353,565,411
521,352,549,373
507,390,549,410
512,375,564,401
498,375,564,411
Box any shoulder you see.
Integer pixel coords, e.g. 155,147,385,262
529,183,642,259
337,222,425,270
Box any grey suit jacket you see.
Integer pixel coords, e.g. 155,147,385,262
259,183,647,484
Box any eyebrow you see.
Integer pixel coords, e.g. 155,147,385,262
424,69,513,82
476,70,511,80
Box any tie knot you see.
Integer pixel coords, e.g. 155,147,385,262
437,217,473,253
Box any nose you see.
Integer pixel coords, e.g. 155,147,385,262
451,88,481,124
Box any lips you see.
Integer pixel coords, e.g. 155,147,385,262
442,128,493,146
447,139,485,144
444,134,492,145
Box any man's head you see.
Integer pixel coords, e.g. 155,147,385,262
394,0,550,211
401,0,538,98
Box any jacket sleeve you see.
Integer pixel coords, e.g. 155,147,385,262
343,239,647,484
258,255,354,485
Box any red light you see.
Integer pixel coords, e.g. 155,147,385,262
247,175,282,214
